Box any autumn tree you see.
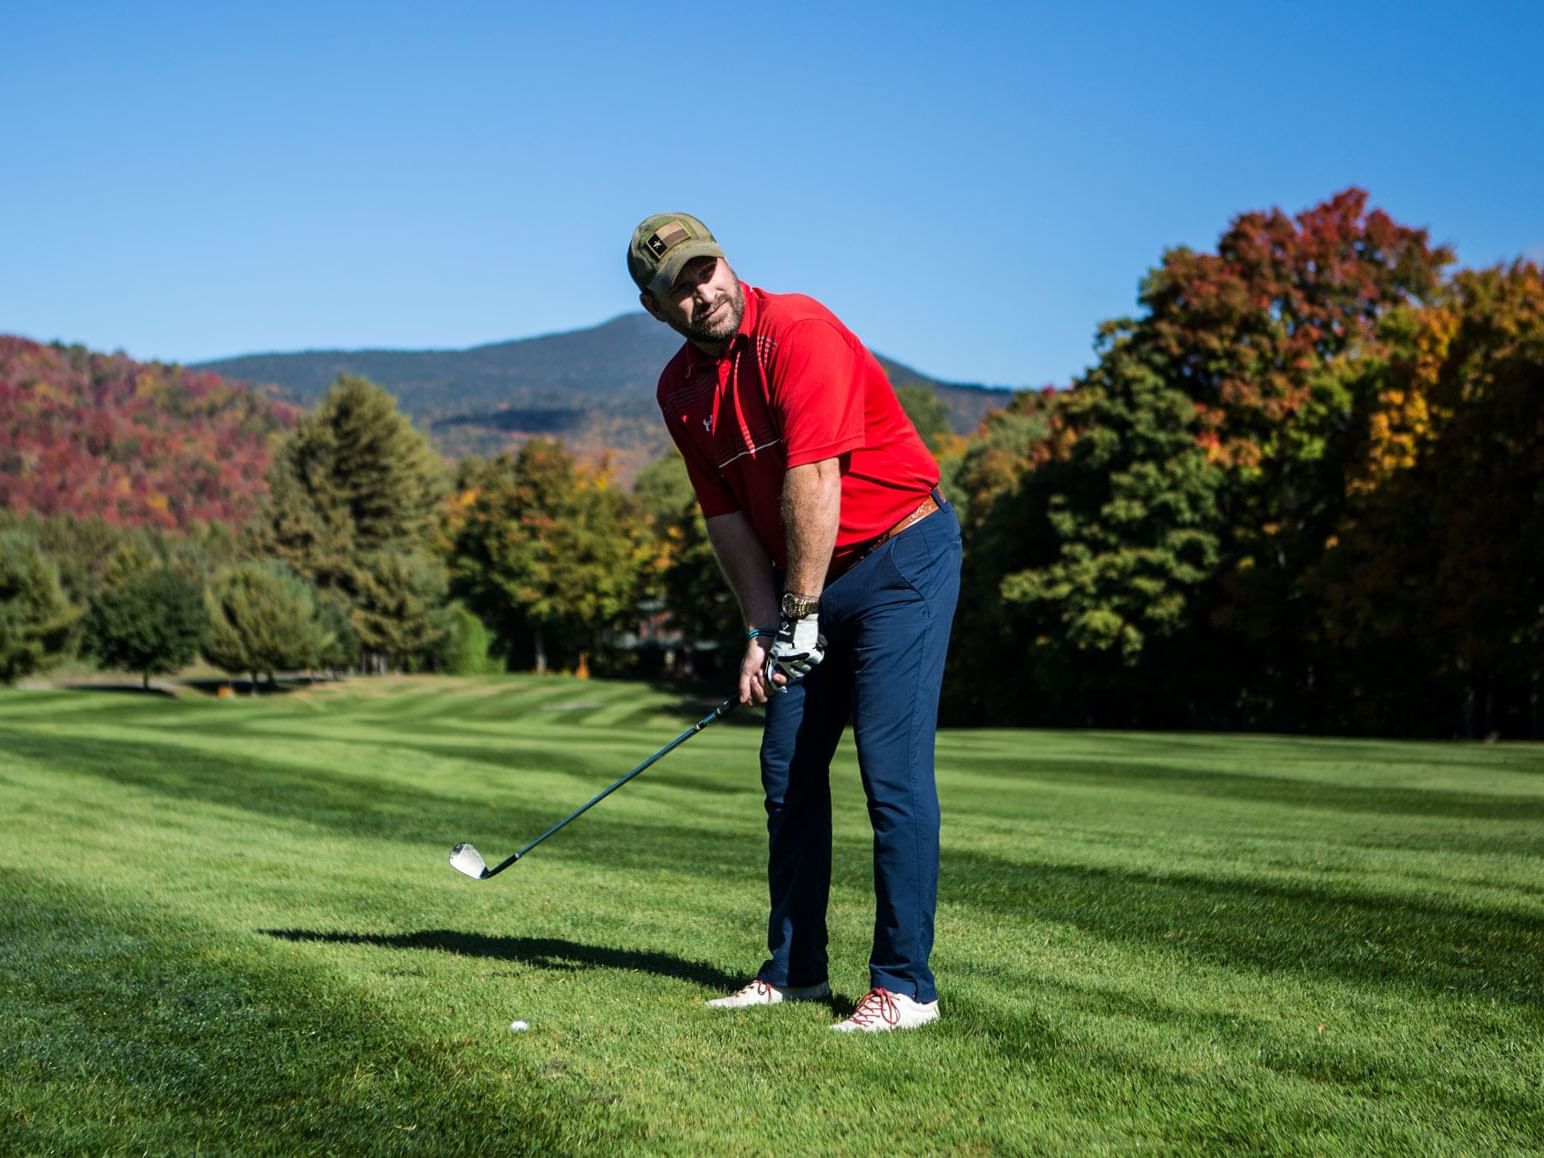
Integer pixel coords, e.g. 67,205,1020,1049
1313,260,1544,735
446,439,648,674
948,189,1455,728
632,450,741,676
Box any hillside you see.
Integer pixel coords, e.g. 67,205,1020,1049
197,313,1013,473
0,336,298,530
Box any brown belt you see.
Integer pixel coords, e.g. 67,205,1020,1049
830,492,942,580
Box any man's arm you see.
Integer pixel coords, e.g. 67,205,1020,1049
704,511,779,705
780,458,842,602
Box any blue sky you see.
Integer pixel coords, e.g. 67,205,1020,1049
3,1,1540,388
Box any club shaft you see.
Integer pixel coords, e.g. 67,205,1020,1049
482,697,737,876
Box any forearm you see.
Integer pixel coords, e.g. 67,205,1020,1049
781,459,842,599
704,512,779,630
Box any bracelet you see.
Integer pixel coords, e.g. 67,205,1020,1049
745,627,776,640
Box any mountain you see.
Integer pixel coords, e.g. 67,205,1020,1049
196,314,1013,476
0,336,298,530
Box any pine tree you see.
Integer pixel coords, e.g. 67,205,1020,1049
203,562,330,691
253,374,449,671
0,532,76,684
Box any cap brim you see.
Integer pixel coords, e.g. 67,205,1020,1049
648,240,726,297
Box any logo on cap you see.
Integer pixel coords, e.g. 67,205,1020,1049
646,222,691,259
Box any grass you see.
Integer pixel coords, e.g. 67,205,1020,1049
1,675,1541,1154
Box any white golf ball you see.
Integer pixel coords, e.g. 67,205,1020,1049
509,1019,529,1032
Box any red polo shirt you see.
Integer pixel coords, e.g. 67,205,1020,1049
656,284,940,571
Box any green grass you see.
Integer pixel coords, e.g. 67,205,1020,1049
1,676,1541,1154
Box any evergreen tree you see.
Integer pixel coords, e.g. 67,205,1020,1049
0,532,76,684
253,374,449,670
351,549,450,672
204,562,331,691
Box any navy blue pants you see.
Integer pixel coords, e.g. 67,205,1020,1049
757,496,961,1003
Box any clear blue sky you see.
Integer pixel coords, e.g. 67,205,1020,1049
3,0,1540,389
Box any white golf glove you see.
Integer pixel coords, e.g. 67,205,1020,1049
764,613,826,692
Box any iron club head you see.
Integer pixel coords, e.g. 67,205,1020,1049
449,842,490,880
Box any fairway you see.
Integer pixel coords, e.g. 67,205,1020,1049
2,677,1541,1153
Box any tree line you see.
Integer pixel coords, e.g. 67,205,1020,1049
1,188,1538,736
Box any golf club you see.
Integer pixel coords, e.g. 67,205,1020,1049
449,696,738,880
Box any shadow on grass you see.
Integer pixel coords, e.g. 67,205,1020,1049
955,755,1544,821
948,847,1544,1003
63,682,178,698
259,928,744,991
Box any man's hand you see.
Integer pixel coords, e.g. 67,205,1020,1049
763,613,826,693
740,636,774,705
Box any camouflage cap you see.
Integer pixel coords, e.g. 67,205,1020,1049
627,212,725,297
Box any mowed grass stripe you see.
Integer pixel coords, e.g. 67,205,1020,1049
2,677,1541,1153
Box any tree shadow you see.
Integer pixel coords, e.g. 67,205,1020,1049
259,927,744,991
64,682,178,698
946,847,1544,1003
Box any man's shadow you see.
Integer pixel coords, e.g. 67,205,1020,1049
258,928,844,1010
260,929,851,1012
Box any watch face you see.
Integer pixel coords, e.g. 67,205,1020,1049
781,592,816,618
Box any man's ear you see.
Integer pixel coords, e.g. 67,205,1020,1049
640,291,665,323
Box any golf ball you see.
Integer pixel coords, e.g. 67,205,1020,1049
509,1019,529,1032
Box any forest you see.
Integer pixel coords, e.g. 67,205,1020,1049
3,189,1539,738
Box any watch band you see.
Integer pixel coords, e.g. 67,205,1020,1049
781,591,820,620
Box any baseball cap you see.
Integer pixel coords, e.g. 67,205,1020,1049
627,213,725,297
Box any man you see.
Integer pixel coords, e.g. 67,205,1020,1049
628,212,961,1033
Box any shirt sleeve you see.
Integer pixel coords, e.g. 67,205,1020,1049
768,319,867,469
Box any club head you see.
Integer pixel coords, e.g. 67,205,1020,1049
449,842,489,880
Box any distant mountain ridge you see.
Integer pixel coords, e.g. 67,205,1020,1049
196,313,1013,475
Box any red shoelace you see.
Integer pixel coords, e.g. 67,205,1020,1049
844,988,900,1028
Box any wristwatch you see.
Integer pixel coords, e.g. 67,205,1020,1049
780,591,820,620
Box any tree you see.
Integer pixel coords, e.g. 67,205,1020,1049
203,562,331,691
446,439,648,673
350,549,450,672
895,384,956,455
84,567,207,688
1313,260,1544,735
252,374,450,670
0,532,75,684
946,189,1455,728
632,450,740,670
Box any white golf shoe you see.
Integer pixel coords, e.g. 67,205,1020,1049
706,979,831,1008
830,987,939,1032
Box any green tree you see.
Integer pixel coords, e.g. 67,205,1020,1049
895,384,956,455
437,601,496,675
631,450,740,669
204,562,331,691
253,374,450,670
0,532,76,684
351,549,450,672
84,567,208,689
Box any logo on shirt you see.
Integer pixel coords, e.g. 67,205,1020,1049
701,417,713,433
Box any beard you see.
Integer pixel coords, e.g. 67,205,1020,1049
682,279,745,345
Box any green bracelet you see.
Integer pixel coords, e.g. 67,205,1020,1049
745,627,775,640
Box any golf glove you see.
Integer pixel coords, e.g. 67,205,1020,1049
764,613,826,692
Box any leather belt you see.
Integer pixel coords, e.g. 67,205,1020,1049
830,492,942,580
